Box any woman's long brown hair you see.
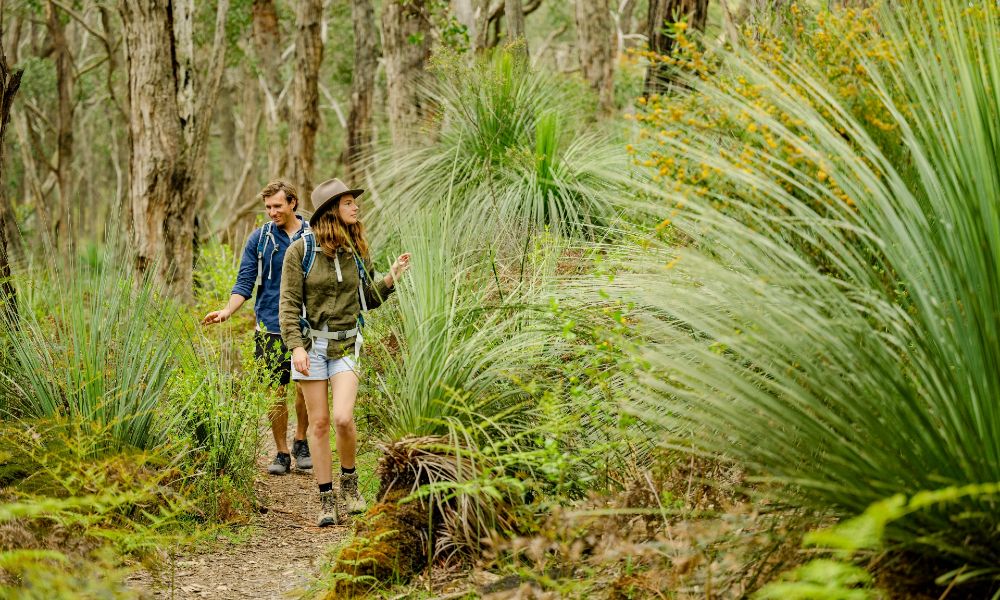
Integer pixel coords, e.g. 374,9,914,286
311,197,370,261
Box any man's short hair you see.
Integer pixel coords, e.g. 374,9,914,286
259,180,299,211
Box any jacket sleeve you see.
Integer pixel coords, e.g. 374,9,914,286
279,239,307,350
362,257,395,310
231,228,262,300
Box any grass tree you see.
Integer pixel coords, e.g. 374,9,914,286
368,48,632,249
0,253,185,452
327,205,564,594
604,0,1000,584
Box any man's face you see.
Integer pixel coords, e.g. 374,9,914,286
264,190,296,227
338,194,359,225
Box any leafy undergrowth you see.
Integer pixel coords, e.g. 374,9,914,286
308,454,816,599
0,420,197,599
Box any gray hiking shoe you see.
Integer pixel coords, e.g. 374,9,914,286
317,490,339,527
340,472,367,515
267,453,291,475
292,439,312,470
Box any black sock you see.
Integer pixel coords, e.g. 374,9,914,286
319,482,333,493
341,466,356,475
277,452,290,459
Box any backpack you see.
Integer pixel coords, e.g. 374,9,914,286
298,229,370,359
253,219,313,288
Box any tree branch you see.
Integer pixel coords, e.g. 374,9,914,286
49,0,110,46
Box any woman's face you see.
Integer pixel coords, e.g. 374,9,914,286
338,194,359,225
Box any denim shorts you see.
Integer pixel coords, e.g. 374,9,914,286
291,334,358,381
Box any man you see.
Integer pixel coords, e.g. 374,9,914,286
202,180,312,475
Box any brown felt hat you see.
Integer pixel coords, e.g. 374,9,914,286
309,178,364,222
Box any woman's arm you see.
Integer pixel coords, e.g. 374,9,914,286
279,240,307,351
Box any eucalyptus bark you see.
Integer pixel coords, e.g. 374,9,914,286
575,0,616,112
504,0,526,54
381,0,432,148
643,0,709,96
451,0,478,51
252,0,287,177
0,44,23,324
119,0,229,302
287,0,323,207
341,0,377,183
46,1,75,253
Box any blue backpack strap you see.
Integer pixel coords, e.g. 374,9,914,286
254,221,274,288
298,228,319,340
301,228,317,278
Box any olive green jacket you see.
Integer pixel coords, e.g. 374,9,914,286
279,239,394,357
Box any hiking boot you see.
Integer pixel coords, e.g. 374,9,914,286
292,439,312,470
340,472,367,515
317,490,339,527
267,452,291,475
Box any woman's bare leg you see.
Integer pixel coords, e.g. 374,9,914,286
299,379,331,485
330,370,360,469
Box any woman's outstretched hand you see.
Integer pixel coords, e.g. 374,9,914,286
389,253,412,283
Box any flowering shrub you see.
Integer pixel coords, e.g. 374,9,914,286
628,3,911,229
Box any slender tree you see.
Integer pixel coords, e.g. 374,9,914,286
252,0,287,177
643,0,709,96
575,0,616,113
341,0,378,183
119,0,229,302
45,1,75,254
381,0,432,147
0,41,24,324
287,0,323,206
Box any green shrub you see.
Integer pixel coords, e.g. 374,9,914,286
0,420,190,598
0,257,186,452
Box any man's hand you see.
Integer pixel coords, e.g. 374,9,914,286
292,347,310,376
202,308,231,325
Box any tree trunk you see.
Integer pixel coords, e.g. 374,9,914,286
252,0,287,177
643,0,709,96
381,0,432,148
0,43,24,325
119,0,229,302
575,0,615,113
46,1,75,255
451,0,478,51
504,0,526,53
474,0,493,51
287,0,323,207
341,0,378,184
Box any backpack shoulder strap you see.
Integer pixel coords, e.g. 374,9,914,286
301,229,318,278
254,222,274,288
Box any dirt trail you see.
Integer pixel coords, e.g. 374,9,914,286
131,435,347,599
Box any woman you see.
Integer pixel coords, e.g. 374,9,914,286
279,178,411,527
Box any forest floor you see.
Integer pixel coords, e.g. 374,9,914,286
129,431,347,600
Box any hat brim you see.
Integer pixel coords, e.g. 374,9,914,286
309,188,365,222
